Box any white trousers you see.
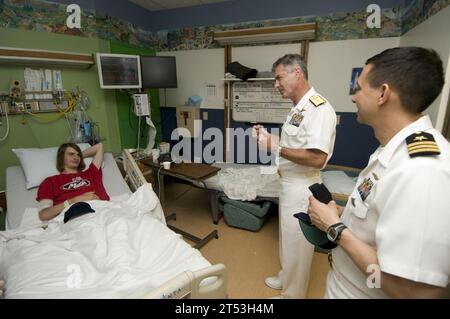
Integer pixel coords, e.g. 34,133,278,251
278,172,321,299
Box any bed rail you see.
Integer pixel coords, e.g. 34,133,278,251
123,150,227,298
143,264,227,299
122,149,148,191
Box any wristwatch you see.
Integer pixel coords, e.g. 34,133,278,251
326,222,347,243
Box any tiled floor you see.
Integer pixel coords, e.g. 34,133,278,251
163,182,330,299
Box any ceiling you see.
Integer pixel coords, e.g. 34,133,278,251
128,0,233,12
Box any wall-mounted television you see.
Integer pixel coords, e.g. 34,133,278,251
96,53,141,89
140,56,177,89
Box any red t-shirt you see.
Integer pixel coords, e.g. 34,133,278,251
36,163,110,205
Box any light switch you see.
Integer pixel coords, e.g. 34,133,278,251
336,115,341,125
176,106,201,138
203,111,208,121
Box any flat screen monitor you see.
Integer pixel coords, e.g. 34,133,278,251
141,56,177,89
96,53,141,89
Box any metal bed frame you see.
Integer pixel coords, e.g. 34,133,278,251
122,149,227,298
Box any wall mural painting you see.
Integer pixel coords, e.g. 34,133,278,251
0,0,154,48
0,0,448,52
402,0,450,33
155,8,404,52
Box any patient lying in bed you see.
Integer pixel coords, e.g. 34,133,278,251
0,183,211,298
37,142,109,222
1,146,217,299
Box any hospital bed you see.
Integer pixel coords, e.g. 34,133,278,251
1,150,227,299
5,153,131,230
190,163,360,223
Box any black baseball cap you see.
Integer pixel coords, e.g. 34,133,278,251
293,212,337,250
64,202,95,223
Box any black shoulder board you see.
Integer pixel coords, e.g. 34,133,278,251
405,131,440,158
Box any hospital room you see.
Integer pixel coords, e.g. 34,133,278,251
0,0,449,302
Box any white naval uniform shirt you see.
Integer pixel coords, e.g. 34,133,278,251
327,115,450,299
278,87,336,174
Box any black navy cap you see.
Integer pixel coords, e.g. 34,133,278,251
64,202,95,223
294,212,337,250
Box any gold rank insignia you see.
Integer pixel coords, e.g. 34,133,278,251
309,95,326,107
405,131,440,158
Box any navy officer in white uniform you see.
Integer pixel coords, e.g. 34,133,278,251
253,54,337,298
308,47,449,298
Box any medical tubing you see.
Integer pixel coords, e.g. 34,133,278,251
0,106,10,142
157,165,164,198
137,116,141,153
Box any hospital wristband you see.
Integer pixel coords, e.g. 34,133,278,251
63,200,71,209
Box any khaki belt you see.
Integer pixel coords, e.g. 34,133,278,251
278,169,320,179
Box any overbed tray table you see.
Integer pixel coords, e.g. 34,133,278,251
141,160,221,249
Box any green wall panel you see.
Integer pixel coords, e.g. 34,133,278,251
0,27,121,190
109,41,162,150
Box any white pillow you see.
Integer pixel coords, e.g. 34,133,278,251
12,143,92,190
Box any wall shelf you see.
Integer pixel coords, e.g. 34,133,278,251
214,23,316,45
0,98,69,115
0,109,68,116
0,46,95,68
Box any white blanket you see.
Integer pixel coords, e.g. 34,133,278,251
0,184,211,299
218,167,280,201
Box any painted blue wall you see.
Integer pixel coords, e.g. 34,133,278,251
333,113,379,168
161,108,226,163
161,108,379,168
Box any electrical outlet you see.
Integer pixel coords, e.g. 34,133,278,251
15,102,24,112
203,111,208,121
